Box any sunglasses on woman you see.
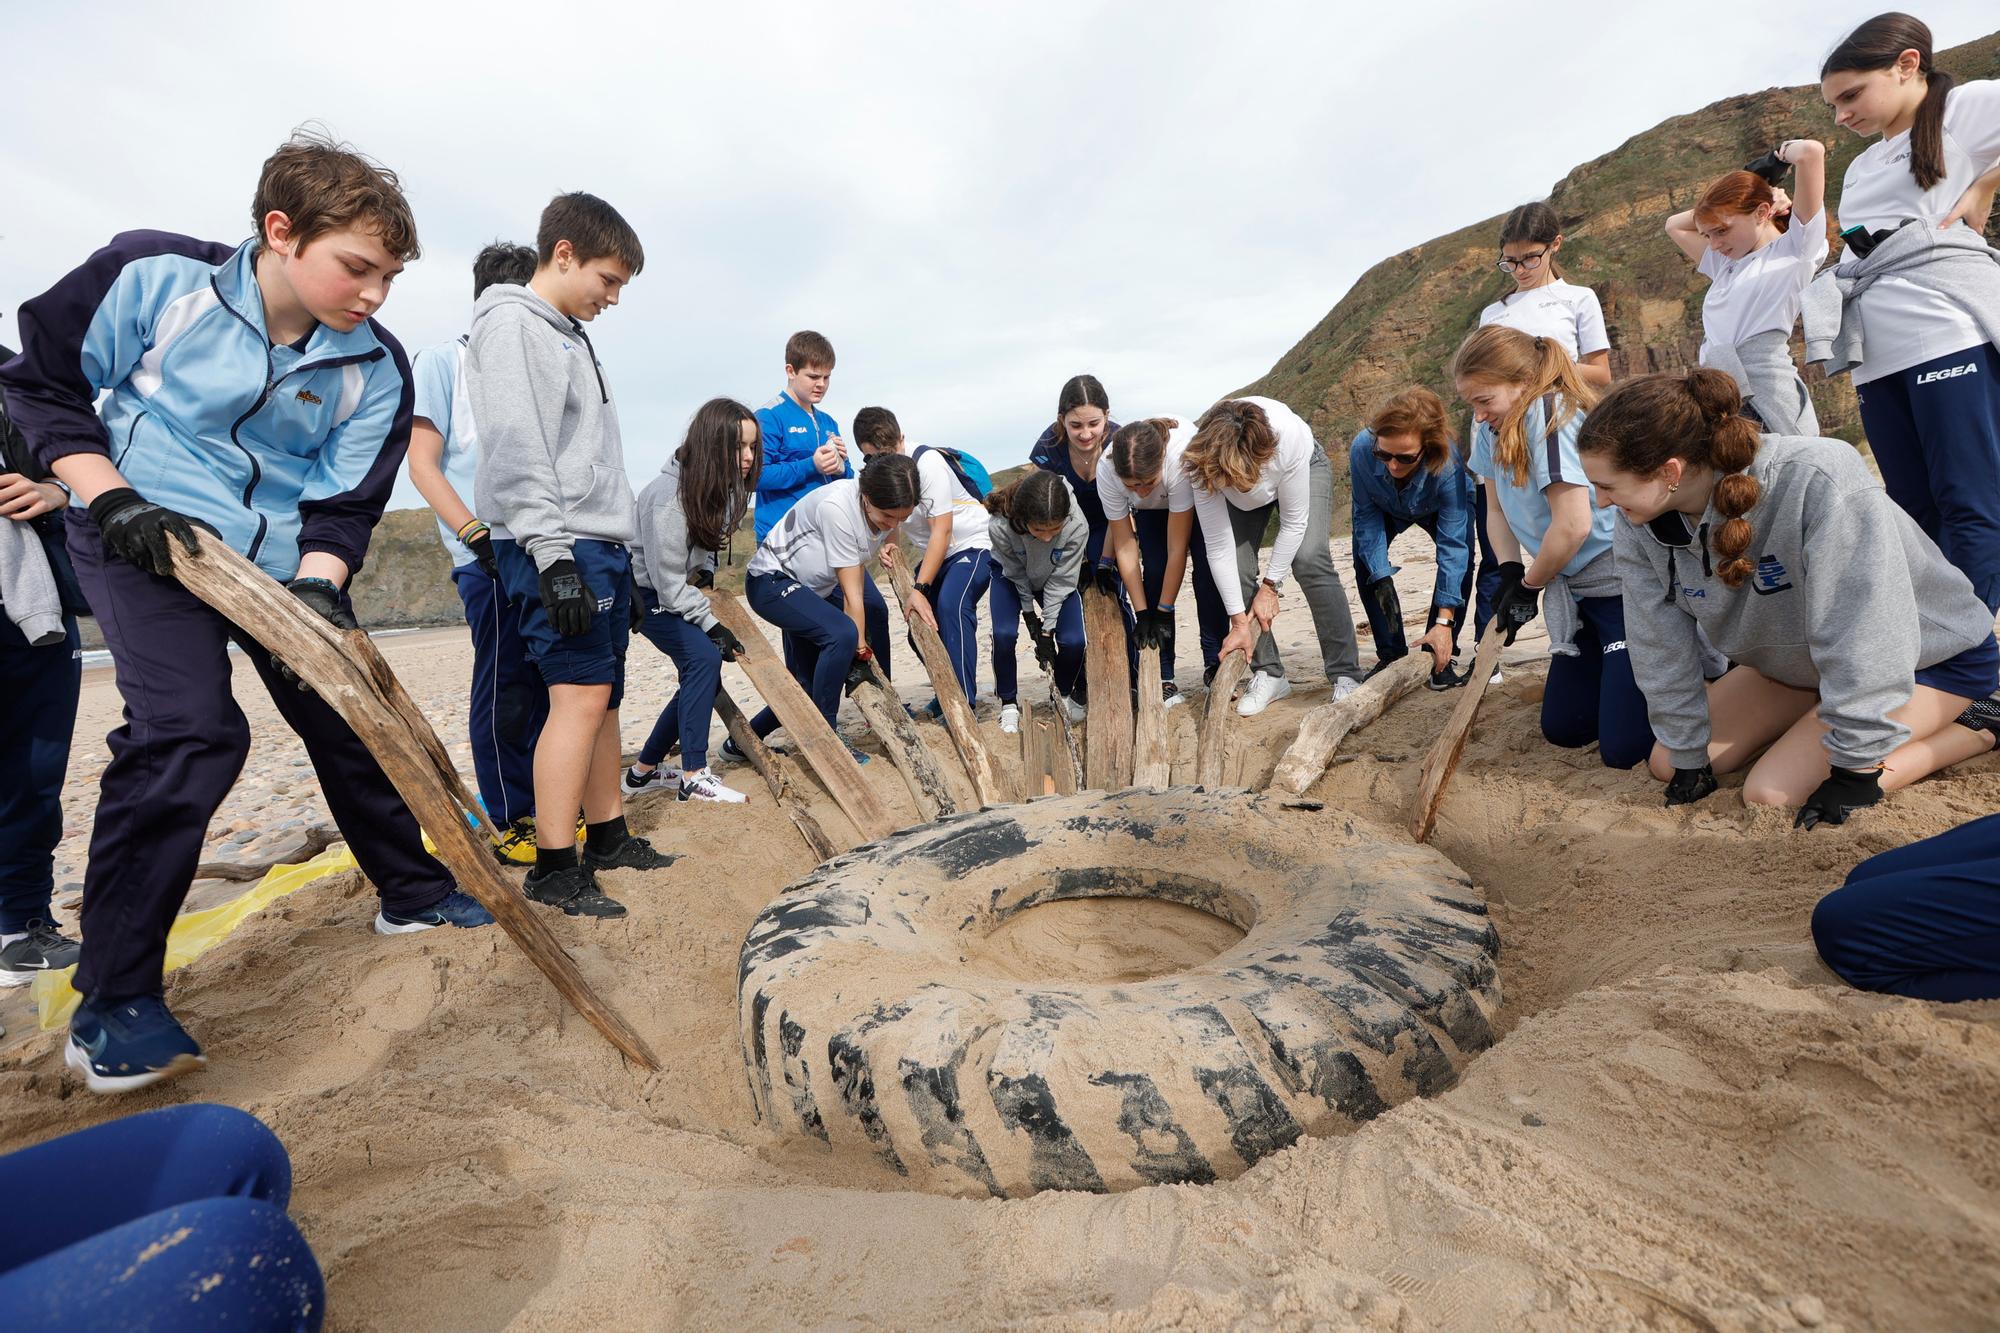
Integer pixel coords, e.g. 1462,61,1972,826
1372,446,1422,467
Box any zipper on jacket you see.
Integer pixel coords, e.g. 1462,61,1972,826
571,321,608,403
1699,523,1713,578
115,411,149,469
214,277,275,560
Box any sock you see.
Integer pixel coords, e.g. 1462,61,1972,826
585,816,630,855
534,845,578,876
0,931,25,948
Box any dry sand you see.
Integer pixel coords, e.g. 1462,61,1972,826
4,530,1999,1331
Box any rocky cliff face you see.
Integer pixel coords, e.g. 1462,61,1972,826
1239,33,2000,489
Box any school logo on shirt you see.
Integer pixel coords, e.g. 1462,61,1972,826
1750,554,1794,596
295,388,323,405
789,426,810,434
1916,362,1980,386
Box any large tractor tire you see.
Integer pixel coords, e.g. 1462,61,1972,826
738,787,1500,1197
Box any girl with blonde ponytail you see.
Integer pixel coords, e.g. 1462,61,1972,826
1579,368,2000,829
1453,326,1652,768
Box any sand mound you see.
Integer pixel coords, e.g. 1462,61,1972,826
6,557,2000,1328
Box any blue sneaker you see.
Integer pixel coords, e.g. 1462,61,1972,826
720,736,748,764
67,995,205,1094
374,890,495,935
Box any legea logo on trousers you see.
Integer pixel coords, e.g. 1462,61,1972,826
1916,363,1979,386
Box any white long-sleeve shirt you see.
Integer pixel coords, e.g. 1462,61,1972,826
1191,396,1318,615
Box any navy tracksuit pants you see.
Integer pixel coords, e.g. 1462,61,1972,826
452,562,545,826
69,519,455,1004
0,604,79,934
1857,342,2000,615
1539,595,1654,770
912,547,992,705
635,589,724,772
0,1103,322,1331
746,571,875,737
1813,811,2000,1002
990,580,1086,702
1132,508,1227,681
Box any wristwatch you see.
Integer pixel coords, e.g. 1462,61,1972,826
1260,576,1284,592
914,580,934,597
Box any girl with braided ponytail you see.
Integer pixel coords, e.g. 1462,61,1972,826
1453,325,1653,769
1579,369,2000,829
1813,13,2000,614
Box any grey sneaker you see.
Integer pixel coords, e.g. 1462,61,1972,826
0,920,82,986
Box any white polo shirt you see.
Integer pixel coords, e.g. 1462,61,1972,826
1098,417,1198,519
747,478,888,597
1697,206,1830,358
901,444,991,558
1478,279,1611,361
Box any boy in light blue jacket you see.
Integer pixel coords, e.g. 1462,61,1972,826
0,131,491,1095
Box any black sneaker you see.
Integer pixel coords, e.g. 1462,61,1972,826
0,920,82,985
582,834,679,872
1427,661,1470,691
523,865,628,919
1955,697,2000,745
720,736,748,764
620,764,677,798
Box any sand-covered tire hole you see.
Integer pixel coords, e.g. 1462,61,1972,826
737,787,1503,1197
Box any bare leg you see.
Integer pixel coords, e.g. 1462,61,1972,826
535,682,614,851
1743,685,1990,807
1646,665,1816,782
585,708,625,824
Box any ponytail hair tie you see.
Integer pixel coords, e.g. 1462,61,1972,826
1533,336,1547,353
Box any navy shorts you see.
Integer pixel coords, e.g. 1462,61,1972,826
494,537,631,705
1914,631,2000,702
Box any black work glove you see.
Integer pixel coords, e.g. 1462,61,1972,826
706,622,745,662
275,576,358,692
1742,148,1789,184
1367,576,1401,628
843,652,875,697
690,566,714,590
1090,563,1122,597
1491,560,1541,647
1664,764,1718,807
1795,766,1883,830
1135,607,1176,658
539,557,594,637
457,520,498,580
88,487,218,577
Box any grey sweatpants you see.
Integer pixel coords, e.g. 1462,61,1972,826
1226,448,1360,681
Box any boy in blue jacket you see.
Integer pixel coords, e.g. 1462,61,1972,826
0,132,493,1094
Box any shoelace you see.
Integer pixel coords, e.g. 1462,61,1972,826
22,920,71,951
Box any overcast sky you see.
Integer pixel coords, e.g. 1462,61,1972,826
4,2,1993,508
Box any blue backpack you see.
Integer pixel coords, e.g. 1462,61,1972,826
914,444,992,500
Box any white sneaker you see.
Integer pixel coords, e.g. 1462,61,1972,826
1061,695,1087,724
1162,682,1186,711
1488,669,1504,686
1332,675,1361,701
620,764,680,798
999,703,1021,734
1236,672,1292,716
678,768,748,804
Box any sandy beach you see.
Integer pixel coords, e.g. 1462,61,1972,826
3,528,1998,1331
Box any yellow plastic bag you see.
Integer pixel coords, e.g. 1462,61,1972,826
33,845,359,1030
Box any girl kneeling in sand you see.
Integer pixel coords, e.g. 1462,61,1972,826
742,453,922,761
624,398,760,804
1187,397,1362,716
1100,416,1228,700
988,471,1090,733
1578,369,2000,829
1664,138,1828,433
1453,325,1653,768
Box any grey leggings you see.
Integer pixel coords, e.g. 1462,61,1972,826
1226,448,1360,681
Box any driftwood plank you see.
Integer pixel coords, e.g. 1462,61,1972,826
1017,698,1053,797
1268,654,1429,796
1081,586,1133,789
171,534,659,1071
848,666,957,824
883,553,1006,807
1410,623,1509,844
1132,645,1171,787
706,590,896,843
1197,652,1252,788
713,688,841,863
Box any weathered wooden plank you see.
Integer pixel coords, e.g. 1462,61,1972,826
706,589,897,843
172,534,659,1071
883,553,1007,807
713,688,841,862
1196,652,1252,788
848,665,957,825
1132,645,1171,787
1410,623,1509,844
1268,654,1429,796
1080,586,1133,789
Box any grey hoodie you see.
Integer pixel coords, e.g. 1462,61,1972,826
1615,434,1994,769
631,454,721,632
990,479,1089,624
465,284,636,570
1801,221,2000,377
1700,330,1819,436
0,518,64,645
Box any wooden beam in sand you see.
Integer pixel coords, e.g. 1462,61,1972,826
705,590,897,844
1132,645,1171,787
1410,623,1509,844
1196,652,1252,788
1268,654,1429,796
169,534,659,1071
1017,698,1055,796
714,688,841,863
883,552,1007,808
847,665,958,824
1080,586,1134,789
